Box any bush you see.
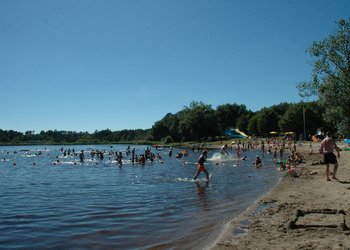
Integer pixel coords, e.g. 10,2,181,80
161,135,173,144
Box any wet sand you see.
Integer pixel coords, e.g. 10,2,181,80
209,142,350,250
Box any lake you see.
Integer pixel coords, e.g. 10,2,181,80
0,144,281,249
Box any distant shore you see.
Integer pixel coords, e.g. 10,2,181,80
210,142,350,249
0,140,223,148
0,141,155,147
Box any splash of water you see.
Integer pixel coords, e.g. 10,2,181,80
207,152,238,162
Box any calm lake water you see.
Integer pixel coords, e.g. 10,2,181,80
0,145,281,250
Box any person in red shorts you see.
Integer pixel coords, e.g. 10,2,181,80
320,131,341,181
193,150,209,181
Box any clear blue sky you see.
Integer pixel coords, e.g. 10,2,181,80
1,0,349,133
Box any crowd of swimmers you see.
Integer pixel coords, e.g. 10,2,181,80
2,137,303,179
213,137,304,174
191,137,303,181
2,146,192,167
49,145,195,166
51,146,168,166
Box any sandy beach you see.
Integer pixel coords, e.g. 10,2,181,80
210,142,350,250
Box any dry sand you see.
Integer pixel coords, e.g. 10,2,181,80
210,142,350,250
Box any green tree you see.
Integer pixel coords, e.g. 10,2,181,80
236,112,253,134
297,18,350,135
216,103,249,130
7,130,23,142
247,114,259,136
0,129,10,143
151,113,179,141
279,102,325,139
279,103,303,137
23,130,35,141
256,108,279,137
94,129,114,142
162,135,174,144
76,132,95,143
269,102,291,117
177,101,219,141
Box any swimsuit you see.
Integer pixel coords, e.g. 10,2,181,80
324,152,337,164
197,163,206,172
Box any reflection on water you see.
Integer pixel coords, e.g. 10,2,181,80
195,181,210,211
0,145,280,249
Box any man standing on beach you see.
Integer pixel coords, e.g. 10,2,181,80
319,132,341,181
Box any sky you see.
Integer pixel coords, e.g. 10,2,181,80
1,0,349,133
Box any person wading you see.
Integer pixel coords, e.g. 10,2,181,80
193,150,209,181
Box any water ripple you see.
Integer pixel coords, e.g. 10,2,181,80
0,145,280,249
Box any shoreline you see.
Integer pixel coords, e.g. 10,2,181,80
209,142,350,249
206,169,284,250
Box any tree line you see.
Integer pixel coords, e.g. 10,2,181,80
0,100,333,145
0,129,152,145
151,101,331,143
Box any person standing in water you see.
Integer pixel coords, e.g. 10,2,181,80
220,144,229,156
79,150,84,162
193,150,209,181
168,147,173,158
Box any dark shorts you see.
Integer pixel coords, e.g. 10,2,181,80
324,152,337,164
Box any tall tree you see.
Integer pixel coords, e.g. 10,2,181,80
256,108,279,137
216,103,249,130
247,114,259,136
236,112,253,134
278,102,325,138
177,101,219,141
297,18,350,135
151,113,173,141
151,113,180,142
